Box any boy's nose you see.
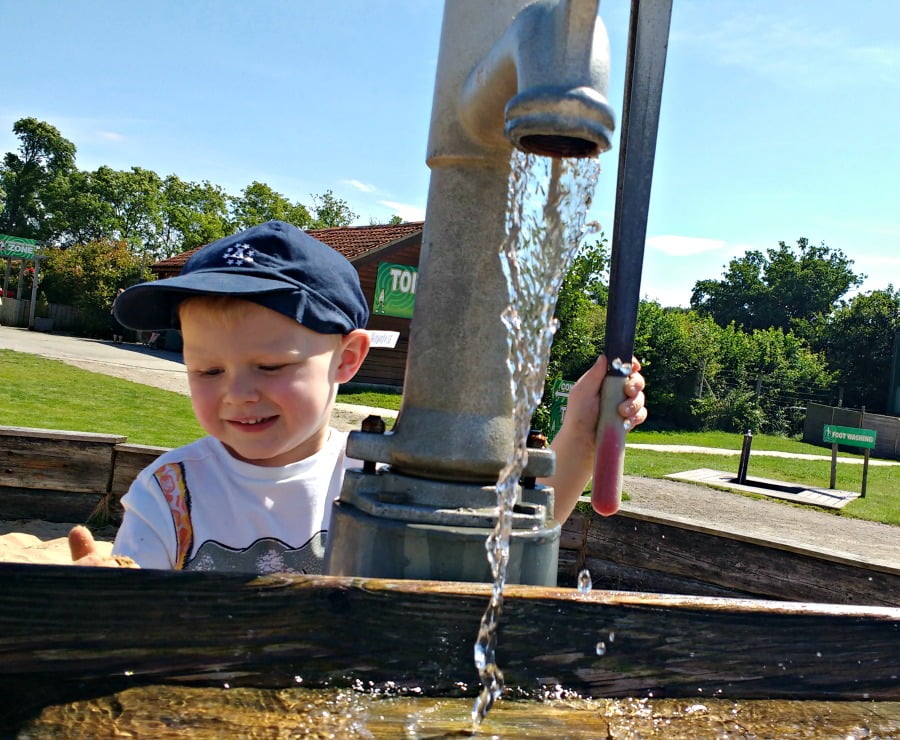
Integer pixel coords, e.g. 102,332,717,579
224,372,260,404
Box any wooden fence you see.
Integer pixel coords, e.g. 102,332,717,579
0,298,80,331
803,402,900,460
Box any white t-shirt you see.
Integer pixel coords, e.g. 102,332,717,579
113,429,354,574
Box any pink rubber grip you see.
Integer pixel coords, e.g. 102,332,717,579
591,374,628,516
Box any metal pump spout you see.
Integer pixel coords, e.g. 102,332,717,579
459,0,615,158
325,0,616,585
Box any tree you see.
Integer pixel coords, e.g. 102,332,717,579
40,239,146,335
310,190,357,228
691,238,864,332
694,324,835,435
231,181,313,231
160,175,232,254
633,304,720,427
815,287,900,413
533,238,609,431
0,117,76,239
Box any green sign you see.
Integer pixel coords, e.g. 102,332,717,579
0,234,39,259
823,424,877,449
373,262,417,319
548,378,576,440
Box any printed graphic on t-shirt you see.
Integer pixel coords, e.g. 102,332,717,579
184,532,327,574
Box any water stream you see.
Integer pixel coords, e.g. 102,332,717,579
472,150,603,724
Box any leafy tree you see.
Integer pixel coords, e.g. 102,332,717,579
814,287,900,413
533,238,609,431
231,181,314,231
633,303,719,427
696,324,834,435
47,166,167,265
547,237,609,381
0,117,76,239
40,240,146,335
310,190,357,228
160,175,232,254
691,238,864,332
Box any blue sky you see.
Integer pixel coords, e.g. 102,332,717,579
3,1,899,307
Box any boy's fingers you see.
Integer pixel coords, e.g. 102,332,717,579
68,525,97,561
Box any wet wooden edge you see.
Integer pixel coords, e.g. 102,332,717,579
1,562,898,732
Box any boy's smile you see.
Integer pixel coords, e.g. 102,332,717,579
181,300,367,467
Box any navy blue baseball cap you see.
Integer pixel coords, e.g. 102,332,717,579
114,220,369,334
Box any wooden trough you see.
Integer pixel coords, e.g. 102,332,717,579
1,426,899,730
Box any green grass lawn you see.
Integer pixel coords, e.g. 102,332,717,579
3,348,897,525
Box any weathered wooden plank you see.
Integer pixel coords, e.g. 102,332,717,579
574,509,900,606
0,426,125,444
0,564,897,729
579,554,757,599
0,427,123,493
110,443,168,496
0,486,102,523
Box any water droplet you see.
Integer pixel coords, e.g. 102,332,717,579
595,641,607,656
577,568,592,594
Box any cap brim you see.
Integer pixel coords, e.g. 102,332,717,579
114,271,294,331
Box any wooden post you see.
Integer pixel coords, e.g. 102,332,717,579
829,443,838,489
736,430,752,484
861,448,870,498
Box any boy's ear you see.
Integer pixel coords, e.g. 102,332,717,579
335,329,371,383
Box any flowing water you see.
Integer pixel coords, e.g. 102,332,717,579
22,686,900,737
472,150,603,724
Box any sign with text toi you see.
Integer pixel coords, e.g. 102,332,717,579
823,425,877,449
548,378,576,441
373,262,417,319
0,234,38,259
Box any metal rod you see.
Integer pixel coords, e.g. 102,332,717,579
592,0,673,516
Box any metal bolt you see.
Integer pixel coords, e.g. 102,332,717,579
361,415,386,473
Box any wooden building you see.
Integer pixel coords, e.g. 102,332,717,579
150,222,424,388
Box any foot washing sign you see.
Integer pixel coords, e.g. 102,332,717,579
373,263,417,319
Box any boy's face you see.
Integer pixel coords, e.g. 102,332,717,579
181,301,367,467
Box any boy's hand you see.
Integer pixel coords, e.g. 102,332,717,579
565,355,647,438
544,355,647,522
68,525,139,568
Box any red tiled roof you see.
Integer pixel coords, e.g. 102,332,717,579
151,221,424,273
308,221,424,261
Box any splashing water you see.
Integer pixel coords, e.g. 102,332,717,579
471,150,602,726
577,569,593,594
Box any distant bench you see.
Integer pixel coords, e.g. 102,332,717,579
0,426,166,525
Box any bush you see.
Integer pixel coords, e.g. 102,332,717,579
40,240,147,336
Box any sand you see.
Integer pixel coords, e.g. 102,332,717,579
0,520,114,565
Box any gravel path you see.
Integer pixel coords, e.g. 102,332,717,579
2,325,897,567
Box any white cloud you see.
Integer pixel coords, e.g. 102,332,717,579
342,179,377,193
95,130,125,142
646,235,726,257
675,9,900,89
378,200,426,222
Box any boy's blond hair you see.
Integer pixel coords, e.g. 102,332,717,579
178,295,256,328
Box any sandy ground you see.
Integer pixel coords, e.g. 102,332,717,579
1,325,897,569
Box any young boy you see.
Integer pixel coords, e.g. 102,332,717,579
70,220,646,573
